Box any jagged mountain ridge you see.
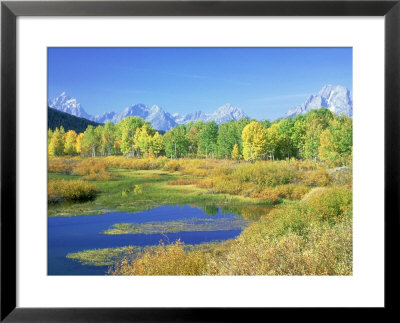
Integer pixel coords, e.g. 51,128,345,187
173,103,247,125
48,85,352,131
285,85,352,118
49,93,247,131
48,92,92,120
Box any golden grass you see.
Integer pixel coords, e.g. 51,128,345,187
110,186,352,276
110,240,208,275
48,179,98,202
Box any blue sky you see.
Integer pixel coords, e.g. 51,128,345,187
48,48,352,120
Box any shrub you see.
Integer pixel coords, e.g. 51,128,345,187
301,169,331,186
167,179,198,185
181,167,209,177
48,179,98,203
83,172,114,181
274,185,310,200
205,186,352,275
133,185,143,195
121,189,129,197
250,185,309,203
110,240,208,275
251,188,281,203
330,167,352,187
211,175,243,195
153,156,168,169
48,157,79,174
104,156,152,170
266,186,352,236
73,159,108,175
206,219,352,275
163,160,182,172
196,178,214,189
233,161,297,188
130,159,150,170
289,159,319,171
72,159,115,180
210,166,233,177
306,186,352,224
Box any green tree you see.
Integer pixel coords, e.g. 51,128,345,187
319,116,352,166
101,122,115,156
217,121,240,159
95,125,105,156
163,125,189,158
259,119,271,129
119,117,147,156
234,117,251,155
265,123,280,160
291,116,307,158
304,116,324,161
199,121,218,159
277,118,295,159
82,125,99,157
186,121,205,157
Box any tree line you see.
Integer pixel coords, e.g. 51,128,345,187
48,108,352,166
48,107,101,134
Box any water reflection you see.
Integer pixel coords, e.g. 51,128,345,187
193,203,273,221
48,204,248,275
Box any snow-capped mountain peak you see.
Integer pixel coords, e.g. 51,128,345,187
217,103,245,117
48,92,91,120
90,103,177,131
285,85,352,118
49,92,247,131
173,104,246,125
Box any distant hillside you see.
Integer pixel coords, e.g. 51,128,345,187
48,107,101,133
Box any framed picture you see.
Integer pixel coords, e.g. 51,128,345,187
1,0,399,320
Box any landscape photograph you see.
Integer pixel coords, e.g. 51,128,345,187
47,47,353,276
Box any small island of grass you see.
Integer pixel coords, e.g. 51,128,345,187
102,217,248,235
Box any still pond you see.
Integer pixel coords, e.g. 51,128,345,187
48,204,248,275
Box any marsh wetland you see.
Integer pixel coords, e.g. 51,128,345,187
48,154,352,276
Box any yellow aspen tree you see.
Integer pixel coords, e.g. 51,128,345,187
64,130,78,155
76,133,84,155
231,143,241,160
133,126,143,156
134,124,153,157
48,127,65,157
241,121,267,161
151,132,164,157
48,129,53,146
113,139,121,151
147,148,156,159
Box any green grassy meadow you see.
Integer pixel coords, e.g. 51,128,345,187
48,165,273,217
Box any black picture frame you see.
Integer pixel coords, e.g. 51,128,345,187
1,0,399,321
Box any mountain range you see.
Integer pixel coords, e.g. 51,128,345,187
48,85,352,131
49,92,247,131
285,85,353,118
